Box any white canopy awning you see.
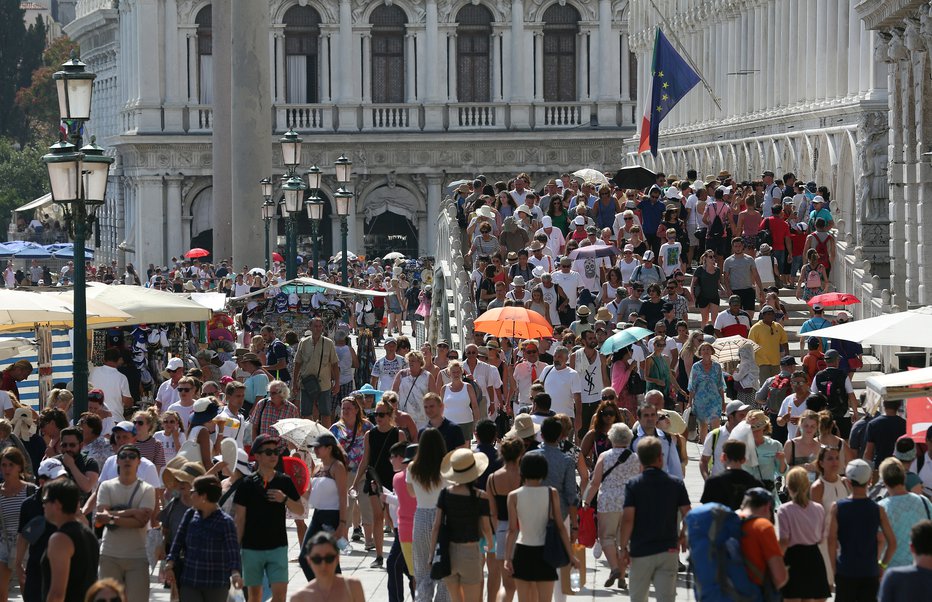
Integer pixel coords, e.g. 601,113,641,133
809,306,932,348
230,277,389,302
15,193,53,213
865,366,932,411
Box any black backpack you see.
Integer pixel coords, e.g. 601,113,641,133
709,204,727,238
815,368,849,418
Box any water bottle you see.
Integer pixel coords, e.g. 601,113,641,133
337,537,353,555
569,567,581,592
229,590,245,602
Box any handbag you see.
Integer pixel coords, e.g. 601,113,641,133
430,489,452,579
300,342,326,397
626,370,646,395
577,506,597,548
542,487,570,569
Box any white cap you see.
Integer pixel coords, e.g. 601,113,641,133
573,215,586,226
541,215,552,228
38,458,67,480
166,357,184,371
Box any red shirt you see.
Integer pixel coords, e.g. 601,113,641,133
740,517,782,586
0,371,18,399
789,229,808,257
760,217,790,251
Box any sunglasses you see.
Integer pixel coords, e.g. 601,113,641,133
624,217,633,221
133,420,147,425
601,395,616,401
254,448,278,456
309,554,338,565
177,387,192,392
117,452,140,460
375,412,390,418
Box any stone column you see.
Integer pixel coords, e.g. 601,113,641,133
533,29,544,101
620,31,630,101
321,32,332,103
847,1,859,97
418,211,428,257
185,32,198,104
447,30,458,102
337,0,356,130
361,32,372,103
165,176,184,259
824,0,838,101
135,0,162,131
834,0,848,101
491,29,503,102
814,0,826,102
510,0,531,128
211,2,233,260
597,0,616,126
135,176,165,266
426,176,442,256
405,32,417,102
577,29,589,102
763,0,774,111
273,30,286,105
162,0,184,131
230,0,271,268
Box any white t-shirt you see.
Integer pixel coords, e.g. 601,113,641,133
153,430,187,462
166,400,196,431
372,356,408,392
685,194,700,229
778,394,809,440
572,256,603,296
550,270,583,308
0,391,13,415
156,379,180,409
658,242,683,276
217,407,251,448
536,283,561,326
512,361,548,408
96,456,161,489
462,361,503,406
89,364,131,419
701,423,732,477
618,257,639,284
540,366,581,418
755,255,777,287
572,349,605,405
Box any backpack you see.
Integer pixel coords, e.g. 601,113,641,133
764,374,793,414
803,265,822,289
815,368,849,418
813,233,832,269
631,264,662,285
456,203,468,229
709,204,727,239
685,503,764,602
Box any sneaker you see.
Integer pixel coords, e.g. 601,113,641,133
364,542,376,551
369,556,383,569
593,541,602,559
351,526,363,542
604,569,621,588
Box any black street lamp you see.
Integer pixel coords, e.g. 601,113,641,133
305,197,324,277
42,54,113,419
334,154,353,287
279,129,303,279
259,177,275,271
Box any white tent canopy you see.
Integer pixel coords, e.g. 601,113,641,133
810,306,932,347
56,284,212,325
230,277,389,302
15,193,53,213
864,366,932,410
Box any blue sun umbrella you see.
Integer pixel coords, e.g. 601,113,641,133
600,326,655,355
52,247,95,260
12,245,52,259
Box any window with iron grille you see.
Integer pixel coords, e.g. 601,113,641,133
196,6,212,103
371,5,407,104
456,4,492,103
542,3,580,102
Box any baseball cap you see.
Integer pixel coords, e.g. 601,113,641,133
623,244,634,252
252,434,281,451
894,435,917,463
38,458,67,480
642,250,655,261
662,302,674,312
836,310,852,322
310,433,338,448
573,215,586,226
541,216,552,228
559,257,572,266
165,357,185,371
824,349,840,360
759,305,775,314
812,303,824,312
780,356,797,366
742,487,774,507
726,400,751,415
112,420,136,435
728,294,741,304
383,337,397,346
845,459,872,486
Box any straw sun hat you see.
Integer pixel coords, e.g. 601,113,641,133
440,448,489,485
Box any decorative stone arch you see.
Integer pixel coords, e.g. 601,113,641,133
714,145,725,171
799,135,814,177
725,145,737,172
528,0,597,23
612,0,630,21
780,136,797,174
180,0,212,26
446,0,508,24
834,133,856,240
182,179,212,221
271,0,337,25
356,174,427,219
769,139,781,174
356,0,421,24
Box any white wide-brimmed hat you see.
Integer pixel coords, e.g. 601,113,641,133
440,448,490,485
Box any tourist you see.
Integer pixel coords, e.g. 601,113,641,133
299,433,349,580
878,457,932,569
878,520,932,602
736,488,788,593
689,342,727,444
292,317,340,425
290,532,365,602
407,428,449,602
330,395,374,546
776,466,830,602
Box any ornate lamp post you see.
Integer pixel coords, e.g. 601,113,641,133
334,154,353,287
259,177,275,271
43,55,113,418
279,129,303,279
280,175,306,280
305,197,324,277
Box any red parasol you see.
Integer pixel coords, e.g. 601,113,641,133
272,252,284,263
184,247,210,259
807,292,861,308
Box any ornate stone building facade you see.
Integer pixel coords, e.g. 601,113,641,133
625,0,892,286
64,0,638,268
857,0,932,309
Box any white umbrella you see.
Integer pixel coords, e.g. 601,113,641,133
248,267,267,277
0,337,36,361
383,252,406,261
712,335,760,363
0,290,130,333
804,305,932,348
61,284,212,325
446,179,470,189
332,251,358,261
272,418,331,448
572,168,610,186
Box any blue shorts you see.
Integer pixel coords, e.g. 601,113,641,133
241,546,289,587
301,387,333,418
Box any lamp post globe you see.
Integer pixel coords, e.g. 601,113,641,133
279,129,303,171
53,54,96,122
259,177,273,199
334,187,352,286
304,165,322,191
80,138,114,205
334,153,353,184
306,197,324,278
280,175,307,279
42,139,82,203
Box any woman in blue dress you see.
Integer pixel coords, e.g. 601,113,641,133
687,342,726,443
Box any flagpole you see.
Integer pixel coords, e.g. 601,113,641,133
646,0,723,111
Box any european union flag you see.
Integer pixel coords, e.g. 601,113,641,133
638,28,701,157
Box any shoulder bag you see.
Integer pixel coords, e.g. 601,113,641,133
430,488,452,579
300,341,326,398
542,487,570,569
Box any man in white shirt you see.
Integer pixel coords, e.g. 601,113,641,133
540,346,582,434
685,185,705,267
463,344,503,419
155,357,185,410
777,371,812,440
510,340,548,413
535,272,562,326
527,242,554,274
371,338,408,392
89,348,133,421
569,331,609,436
550,257,583,311
508,174,530,207
535,215,566,258
700,401,749,479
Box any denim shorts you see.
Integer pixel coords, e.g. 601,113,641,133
301,388,332,418
241,546,289,587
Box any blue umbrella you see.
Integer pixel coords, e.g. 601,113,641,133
600,326,655,355
12,246,52,259
52,247,94,260
0,243,14,258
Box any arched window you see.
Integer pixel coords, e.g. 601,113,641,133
456,4,493,102
542,3,579,102
370,5,407,103
283,5,321,104
195,6,212,103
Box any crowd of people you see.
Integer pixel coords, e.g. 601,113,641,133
0,167,930,602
